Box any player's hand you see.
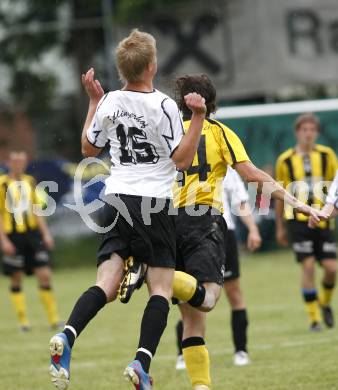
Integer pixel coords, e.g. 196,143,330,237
308,215,319,229
184,92,207,116
81,68,104,104
247,228,262,252
1,237,16,256
276,225,288,247
42,232,55,251
295,203,329,223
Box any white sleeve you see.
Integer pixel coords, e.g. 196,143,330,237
86,94,109,148
326,171,338,208
158,98,185,157
224,167,249,207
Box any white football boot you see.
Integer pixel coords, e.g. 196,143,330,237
233,351,250,366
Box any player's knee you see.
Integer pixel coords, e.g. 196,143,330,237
183,321,205,338
149,286,172,301
324,262,337,277
37,274,51,287
199,289,219,312
11,272,22,287
302,262,315,277
96,279,119,302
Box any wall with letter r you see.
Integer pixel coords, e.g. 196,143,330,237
117,0,338,100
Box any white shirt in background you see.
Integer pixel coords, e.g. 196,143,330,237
326,170,338,209
222,166,249,230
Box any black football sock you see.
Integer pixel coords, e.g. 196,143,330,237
135,295,170,373
176,320,184,356
63,286,107,347
231,309,248,352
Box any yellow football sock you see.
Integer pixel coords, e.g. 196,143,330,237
183,344,211,388
39,287,60,326
10,291,29,326
319,284,335,307
304,300,321,324
172,271,197,302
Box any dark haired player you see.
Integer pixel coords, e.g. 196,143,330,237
122,75,327,390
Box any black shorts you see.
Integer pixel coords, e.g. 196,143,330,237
175,207,227,285
2,230,51,276
224,229,240,282
287,220,337,263
97,194,176,268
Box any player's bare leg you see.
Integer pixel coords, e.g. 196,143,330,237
179,303,211,390
35,265,62,329
172,271,221,312
124,267,173,390
9,270,30,331
49,253,124,390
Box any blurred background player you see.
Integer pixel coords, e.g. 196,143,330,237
175,166,261,369
275,113,337,331
0,151,60,331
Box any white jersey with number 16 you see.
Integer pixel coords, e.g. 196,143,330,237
86,89,184,199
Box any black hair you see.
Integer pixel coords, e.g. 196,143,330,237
174,74,217,119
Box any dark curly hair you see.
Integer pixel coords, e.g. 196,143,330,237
174,74,217,120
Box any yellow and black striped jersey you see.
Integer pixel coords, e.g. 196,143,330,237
0,174,41,234
173,118,250,212
275,144,337,228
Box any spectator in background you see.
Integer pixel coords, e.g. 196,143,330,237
275,113,337,331
0,151,61,331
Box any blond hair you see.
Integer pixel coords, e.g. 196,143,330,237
115,29,156,83
294,112,320,132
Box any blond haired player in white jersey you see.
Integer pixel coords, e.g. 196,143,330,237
49,29,206,390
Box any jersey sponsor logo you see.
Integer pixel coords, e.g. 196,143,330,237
3,255,24,267
36,251,49,262
108,110,149,129
323,242,337,253
293,241,313,253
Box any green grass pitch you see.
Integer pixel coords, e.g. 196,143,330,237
1,248,338,390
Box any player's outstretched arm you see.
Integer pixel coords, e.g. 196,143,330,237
234,161,329,224
81,68,105,157
171,93,206,170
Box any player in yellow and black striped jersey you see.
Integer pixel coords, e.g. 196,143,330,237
174,117,250,212
275,113,337,332
120,75,328,390
168,76,329,390
0,151,62,331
